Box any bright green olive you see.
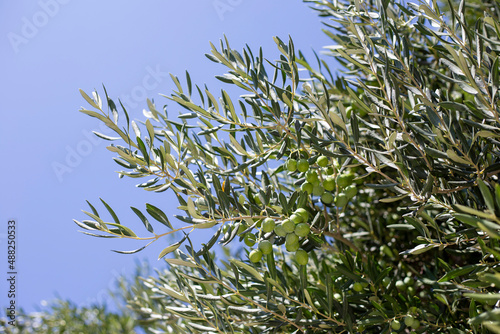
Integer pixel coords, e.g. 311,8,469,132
353,282,363,292
301,182,313,194
345,184,357,198
285,233,300,251
244,233,256,247
391,320,401,330
258,240,273,254
262,218,276,233
249,249,263,263
274,224,287,237
316,156,329,167
305,170,319,183
321,192,334,204
326,167,335,175
395,280,406,291
294,208,309,222
337,172,354,188
297,159,309,173
295,249,309,265
323,177,336,191
286,159,297,172
312,185,325,196
335,193,349,207
282,219,296,233
238,194,246,205
294,223,310,237
290,214,303,224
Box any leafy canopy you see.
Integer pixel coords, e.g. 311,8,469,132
71,0,500,332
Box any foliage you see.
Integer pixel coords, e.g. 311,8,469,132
0,300,136,333
70,0,500,332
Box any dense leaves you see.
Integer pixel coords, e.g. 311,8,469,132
67,0,500,332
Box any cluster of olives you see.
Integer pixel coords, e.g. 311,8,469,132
389,312,421,333
285,155,357,207
248,207,311,266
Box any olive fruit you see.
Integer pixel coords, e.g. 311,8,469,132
391,320,401,330
345,184,357,198
285,233,300,251
301,182,313,194
353,282,363,292
295,208,309,222
258,240,273,255
316,156,329,167
282,219,296,234
262,218,275,233
321,192,334,204
335,193,349,207
312,185,325,196
297,159,310,173
294,223,310,237
249,249,263,263
290,213,303,224
323,177,336,191
337,172,354,188
274,224,287,237
305,170,319,183
404,316,415,327
295,249,309,265
286,159,297,172
244,233,256,247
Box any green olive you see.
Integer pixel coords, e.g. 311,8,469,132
286,159,297,172
294,223,310,237
249,249,263,263
294,208,309,222
244,233,256,247
295,249,309,265
282,219,296,233
321,192,334,204
258,240,273,255
301,182,313,194
274,224,287,237
316,156,329,167
323,177,336,191
297,159,309,173
262,218,276,233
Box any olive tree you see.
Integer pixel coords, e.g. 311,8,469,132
71,0,500,332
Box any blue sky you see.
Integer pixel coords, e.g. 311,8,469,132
0,0,332,314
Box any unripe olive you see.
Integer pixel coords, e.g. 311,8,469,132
253,194,262,205
404,315,415,327
294,208,309,222
353,282,363,292
249,249,263,263
335,193,349,207
321,192,334,204
312,185,325,196
325,167,335,175
337,172,354,188
258,240,273,255
382,276,391,286
295,249,309,265
290,213,303,224
294,223,310,237
282,219,296,233
411,320,420,329
244,233,256,247
285,233,300,251
316,156,329,167
262,218,276,233
391,319,401,330
274,224,287,237
286,159,297,172
323,177,336,191
238,194,246,205
305,170,319,183
297,159,309,173
301,182,313,194
345,184,357,198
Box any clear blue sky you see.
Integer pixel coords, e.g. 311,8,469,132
0,0,331,314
